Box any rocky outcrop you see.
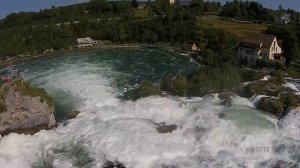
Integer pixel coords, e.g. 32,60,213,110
0,80,56,136
258,159,299,168
135,80,162,99
65,110,80,120
156,123,177,133
257,97,284,118
102,160,126,168
237,80,300,118
238,80,282,98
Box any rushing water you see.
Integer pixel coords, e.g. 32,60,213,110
0,48,299,168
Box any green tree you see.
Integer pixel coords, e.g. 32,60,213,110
203,49,219,67
189,0,204,16
160,73,173,92
172,75,189,96
131,0,139,9
135,80,162,99
282,34,300,66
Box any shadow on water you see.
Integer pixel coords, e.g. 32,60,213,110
32,140,95,168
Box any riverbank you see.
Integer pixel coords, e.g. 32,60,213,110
0,43,180,68
0,42,202,71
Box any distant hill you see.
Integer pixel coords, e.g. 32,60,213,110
0,0,299,61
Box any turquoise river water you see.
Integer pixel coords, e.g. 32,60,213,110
0,48,299,168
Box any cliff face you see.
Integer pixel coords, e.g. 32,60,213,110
0,80,56,136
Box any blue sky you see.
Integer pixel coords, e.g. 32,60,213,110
209,0,300,11
0,0,299,18
0,0,89,18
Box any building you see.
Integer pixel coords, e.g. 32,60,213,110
175,0,191,6
274,12,291,24
182,41,200,52
238,34,283,65
76,37,97,48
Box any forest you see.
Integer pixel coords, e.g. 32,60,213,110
0,0,299,66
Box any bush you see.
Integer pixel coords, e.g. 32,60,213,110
0,89,6,113
270,70,284,85
286,68,300,78
160,73,173,93
241,69,266,82
220,64,242,90
135,80,161,99
172,75,189,96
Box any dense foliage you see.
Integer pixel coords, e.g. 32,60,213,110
159,65,242,97
220,0,300,24
0,0,190,58
135,80,162,99
0,0,231,59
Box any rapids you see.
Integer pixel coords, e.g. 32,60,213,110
0,48,299,168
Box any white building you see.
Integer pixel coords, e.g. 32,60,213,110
238,34,283,66
76,37,97,48
275,12,291,24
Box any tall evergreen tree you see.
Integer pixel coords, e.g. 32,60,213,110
131,0,139,9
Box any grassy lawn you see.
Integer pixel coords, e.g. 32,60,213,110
199,15,269,39
134,9,149,18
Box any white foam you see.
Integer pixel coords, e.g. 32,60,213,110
1,58,299,168
283,82,300,92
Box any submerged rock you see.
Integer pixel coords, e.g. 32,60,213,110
218,92,234,107
258,159,298,168
102,160,126,168
65,110,80,120
0,80,56,136
156,123,177,133
257,97,284,118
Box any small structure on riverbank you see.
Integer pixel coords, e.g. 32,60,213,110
76,37,97,48
182,41,200,52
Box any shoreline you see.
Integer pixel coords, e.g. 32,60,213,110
0,43,185,67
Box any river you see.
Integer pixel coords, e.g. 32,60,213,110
0,48,299,168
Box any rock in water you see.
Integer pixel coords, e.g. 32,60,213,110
156,123,177,133
218,92,234,107
0,80,56,136
257,97,284,118
237,80,281,98
65,110,80,120
102,160,126,168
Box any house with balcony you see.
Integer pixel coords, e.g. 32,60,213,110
238,34,283,66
